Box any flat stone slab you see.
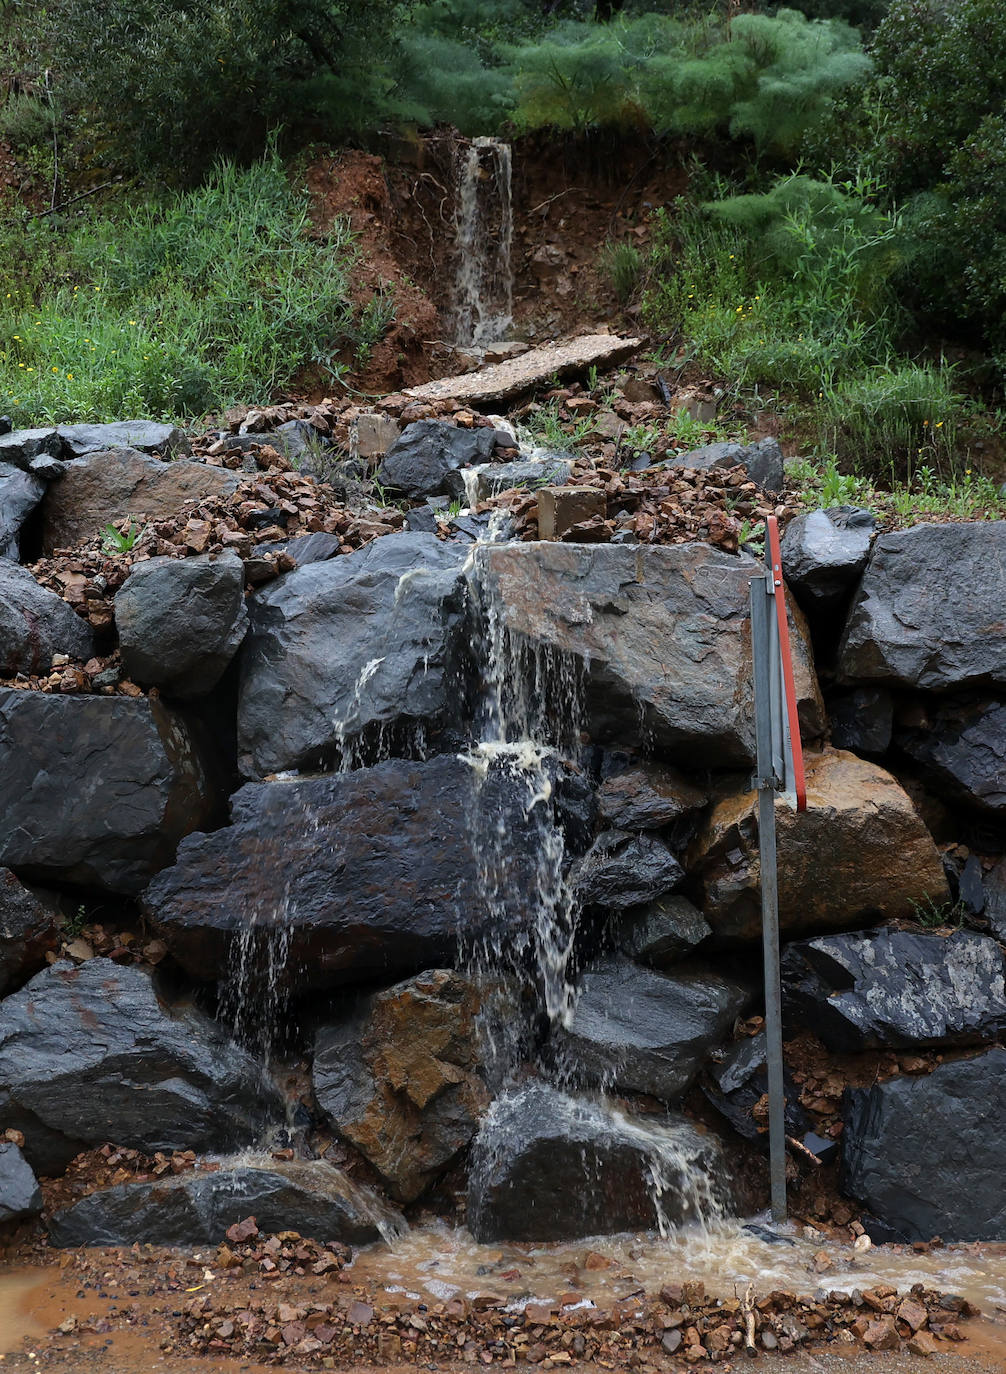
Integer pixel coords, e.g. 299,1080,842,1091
404,335,642,406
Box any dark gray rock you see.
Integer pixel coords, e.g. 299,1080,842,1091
28,455,65,480
0,689,219,893
613,895,712,968
838,522,1006,690
984,858,1006,940
556,958,750,1102
574,831,683,910
56,421,189,458
377,420,495,499
473,458,572,501
0,959,281,1175
255,532,340,567
270,418,324,465
402,502,444,534
446,511,516,543
479,543,823,768
782,928,1006,1052
0,870,59,996
237,532,470,778
48,1161,401,1248
0,562,94,675
702,1033,810,1147
0,462,45,560
467,1081,724,1241
313,970,489,1203
144,756,549,991
0,417,9,436
0,1142,42,1224
0,428,62,470
896,696,1006,816
780,507,877,612
957,854,986,915
828,687,893,755
841,1048,1006,1242
666,439,784,492
116,551,248,698
598,763,708,830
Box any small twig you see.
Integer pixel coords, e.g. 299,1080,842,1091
528,187,583,217
33,177,124,218
44,68,58,213
741,1283,757,1358
786,1133,823,1165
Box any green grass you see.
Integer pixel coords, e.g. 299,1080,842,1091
0,151,369,424
522,401,594,452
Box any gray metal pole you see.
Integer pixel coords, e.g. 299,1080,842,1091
750,576,788,1222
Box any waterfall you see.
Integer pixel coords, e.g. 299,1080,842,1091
454,137,513,348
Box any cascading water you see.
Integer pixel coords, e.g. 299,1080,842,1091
454,137,513,348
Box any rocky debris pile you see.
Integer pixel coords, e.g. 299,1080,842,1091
174,1274,973,1366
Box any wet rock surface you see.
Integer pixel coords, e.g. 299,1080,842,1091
703,1032,810,1147
555,958,750,1101
612,894,712,968
56,421,190,459
780,506,877,611
0,462,45,560
573,830,684,910
377,420,495,498
688,748,949,941
0,869,60,996
782,928,1006,1052
0,959,281,1175
0,1140,42,1223
116,550,248,699
0,561,95,675
838,521,1006,690
237,532,470,777
40,448,239,554
467,1081,720,1241
828,687,893,755
0,689,219,893
145,756,545,990
313,970,490,1203
842,1047,1006,1242
47,1161,401,1248
597,762,708,830
479,541,823,766
896,695,1006,815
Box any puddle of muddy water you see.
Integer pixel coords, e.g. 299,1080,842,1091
0,1269,53,1353
348,1219,1006,1315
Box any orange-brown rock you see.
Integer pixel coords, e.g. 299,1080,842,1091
687,748,949,941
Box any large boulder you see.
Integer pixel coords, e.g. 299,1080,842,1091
56,421,189,459
841,1048,1006,1242
0,1142,42,1224
895,696,1006,816
237,532,470,778
0,689,219,893
47,1161,402,1248
782,929,1006,1052
144,756,549,990
838,522,1006,690
827,687,893,756
573,831,683,910
0,562,94,675
0,462,45,560
687,748,949,941
554,959,750,1102
377,420,495,499
476,542,824,767
467,1081,725,1241
41,449,238,554
313,970,489,1203
116,551,248,699
597,763,708,830
780,507,877,613
0,959,281,1176
0,870,60,996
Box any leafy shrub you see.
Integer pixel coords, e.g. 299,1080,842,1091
0,153,364,423
0,93,52,152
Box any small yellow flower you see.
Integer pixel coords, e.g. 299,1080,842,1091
935,420,943,428
129,320,136,325
923,419,929,426
93,286,100,292
67,373,74,380
51,366,58,373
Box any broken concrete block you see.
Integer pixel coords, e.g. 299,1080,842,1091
536,486,606,541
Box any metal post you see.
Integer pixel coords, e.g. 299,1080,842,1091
750,574,788,1223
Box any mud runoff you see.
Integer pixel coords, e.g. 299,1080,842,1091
3,1223,1006,1373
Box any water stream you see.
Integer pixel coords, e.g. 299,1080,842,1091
454,137,513,348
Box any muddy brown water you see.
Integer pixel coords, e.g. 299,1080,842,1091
3,1222,1006,1371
